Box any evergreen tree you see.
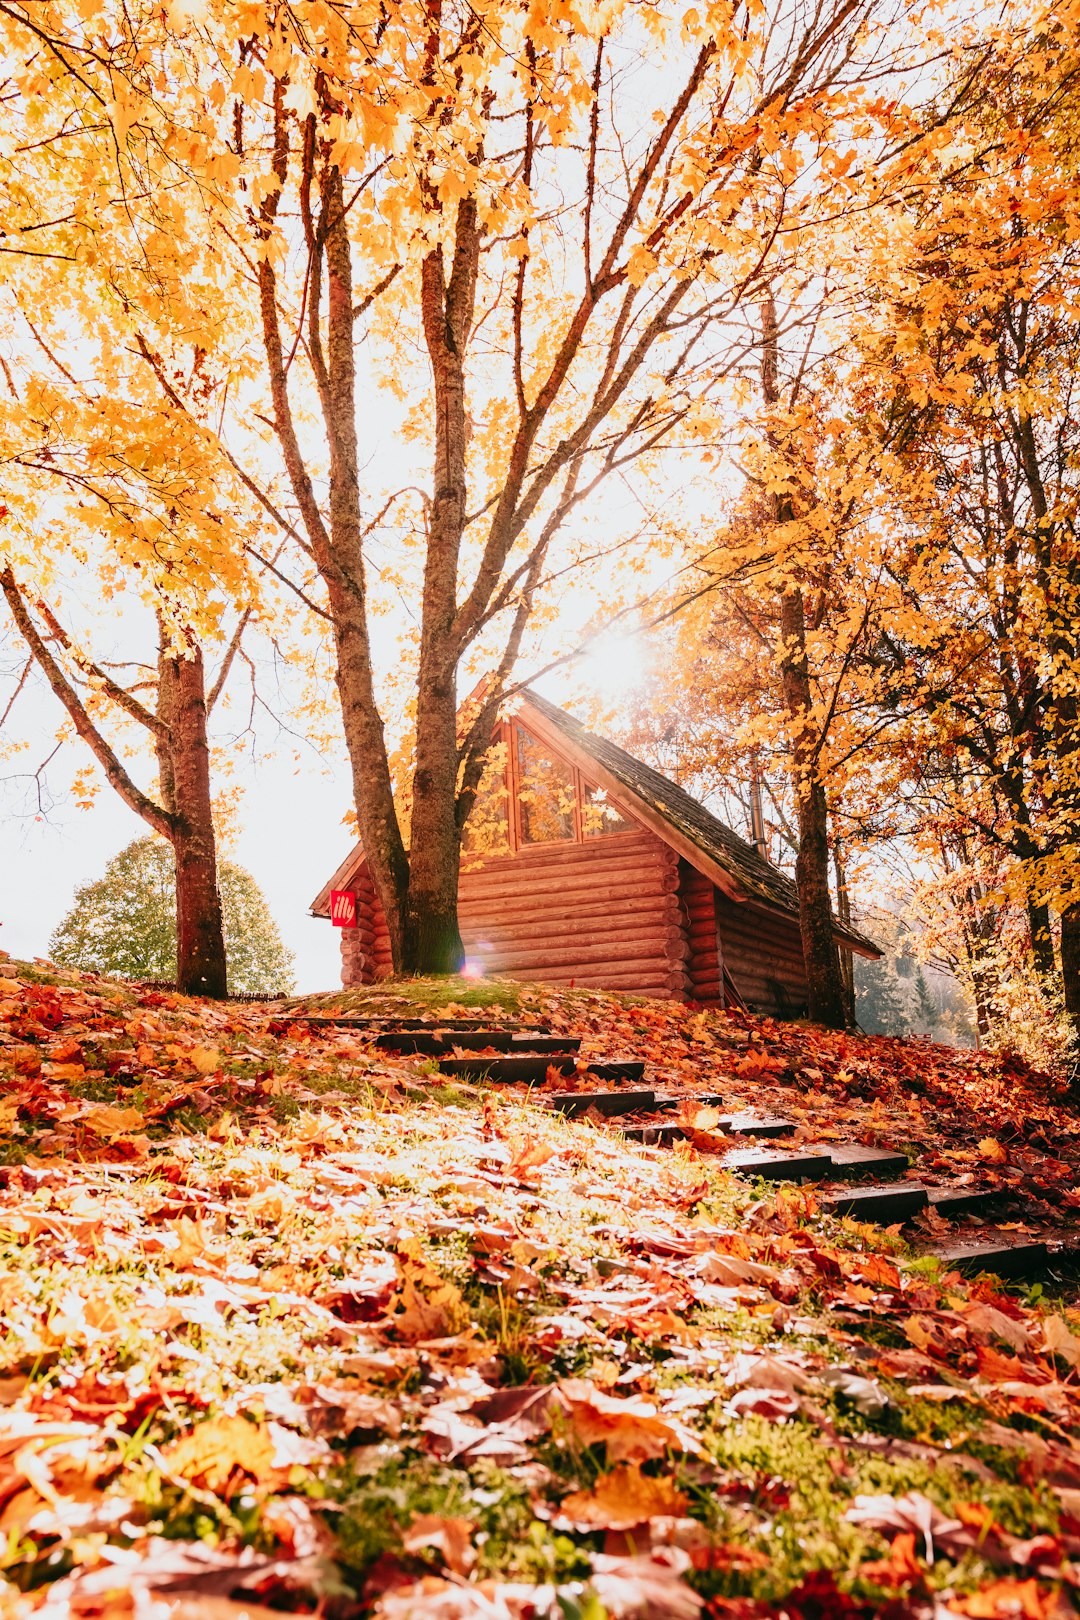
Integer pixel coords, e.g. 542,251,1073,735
854,954,913,1037
912,968,938,1035
49,839,294,996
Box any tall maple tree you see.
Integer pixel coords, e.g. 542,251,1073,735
1,0,925,977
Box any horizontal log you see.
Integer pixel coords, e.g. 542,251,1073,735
466,854,674,886
468,837,666,862
474,937,690,974
718,926,803,946
459,906,681,939
459,890,680,925
462,844,676,880
460,910,682,945
721,949,804,979
460,872,680,906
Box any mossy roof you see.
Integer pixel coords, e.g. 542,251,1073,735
521,690,879,956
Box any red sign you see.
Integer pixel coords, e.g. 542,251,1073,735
329,889,358,928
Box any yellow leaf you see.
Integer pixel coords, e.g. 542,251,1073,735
45,1063,86,1083
626,243,657,288
1044,1315,1080,1368
190,1045,221,1075
81,1104,145,1138
977,1139,1008,1163
389,1265,468,1343
162,1416,323,1492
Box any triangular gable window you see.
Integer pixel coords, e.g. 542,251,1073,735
463,719,639,857
516,727,576,844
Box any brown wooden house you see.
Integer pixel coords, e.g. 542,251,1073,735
310,690,879,1012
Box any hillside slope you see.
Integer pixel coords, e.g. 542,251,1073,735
2,957,1080,1618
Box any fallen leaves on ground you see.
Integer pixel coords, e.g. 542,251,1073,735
1,957,1079,1618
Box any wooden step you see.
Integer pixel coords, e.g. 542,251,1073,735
720,1148,834,1183
822,1185,929,1223
623,1121,686,1147
806,1143,911,1180
551,1089,656,1118
436,1054,645,1085
653,1092,726,1111
927,1187,1004,1219
304,1015,546,1033
374,1030,577,1056
719,1113,796,1139
934,1240,1049,1279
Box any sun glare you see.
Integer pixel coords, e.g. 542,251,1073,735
579,630,651,707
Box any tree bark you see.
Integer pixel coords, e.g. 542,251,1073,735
157,639,227,998
833,841,856,1026
1026,893,1057,990
780,587,847,1027
1060,903,1080,1034
761,296,846,1030
402,204,482,975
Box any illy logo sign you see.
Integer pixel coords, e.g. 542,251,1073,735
329,890,358,928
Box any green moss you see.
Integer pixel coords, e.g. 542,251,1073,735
319,1453,591,1590
294,976,527,1015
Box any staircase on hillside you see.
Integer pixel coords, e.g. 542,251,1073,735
301,1009,1076,1284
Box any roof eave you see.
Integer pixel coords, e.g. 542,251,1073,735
310,844,368,918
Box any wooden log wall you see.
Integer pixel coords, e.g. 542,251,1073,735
459,829,691,998
340,828,693,996
679,861,723,1007
340,863,393,986
336,831,809,1015
713,890,808,1016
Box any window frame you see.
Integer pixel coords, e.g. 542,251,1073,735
483,719,633,853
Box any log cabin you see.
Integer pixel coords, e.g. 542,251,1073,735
310,689,879,1012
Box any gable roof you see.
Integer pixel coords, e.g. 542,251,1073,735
311,688,879,959
514,691,879,958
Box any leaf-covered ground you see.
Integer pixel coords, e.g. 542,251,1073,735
2,957,1080,1619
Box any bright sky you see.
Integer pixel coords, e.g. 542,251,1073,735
0,624,656,992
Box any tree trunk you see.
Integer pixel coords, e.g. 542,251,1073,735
1026,893,1057,990
970,956,994,1049
760,295,846,1030
400,210,481,975
833,841,856,1026
779,587,847,1028
158,641,227,998
1060,902,1080,1034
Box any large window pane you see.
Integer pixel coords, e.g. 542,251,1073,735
516,728,576,844
463,741,510,857
581,782,633,837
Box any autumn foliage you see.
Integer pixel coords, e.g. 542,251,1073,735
2,958,1080,1616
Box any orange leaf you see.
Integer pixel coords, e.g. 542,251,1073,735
859,1531,924,1589
401,1513,476,1576
557,1463,687,1530
559,1379,702,1461
948,1577,1068,1617
163,1415,321,1492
